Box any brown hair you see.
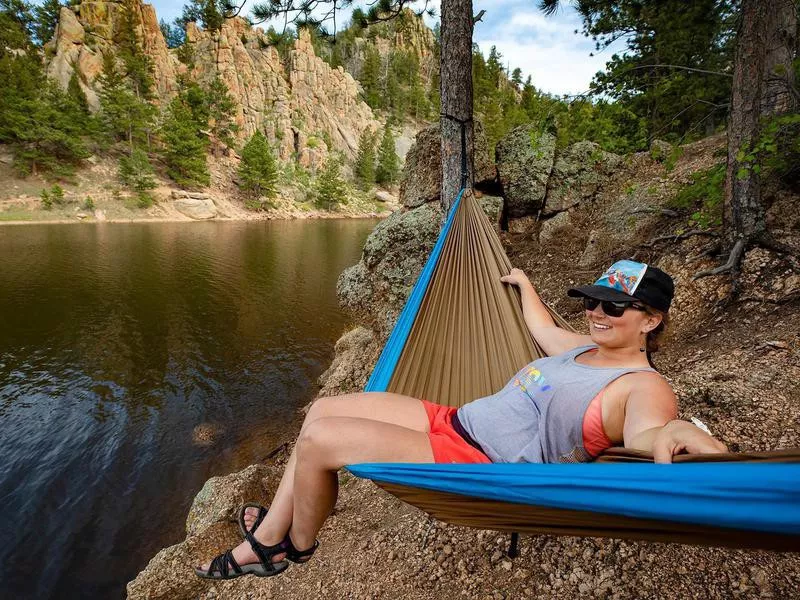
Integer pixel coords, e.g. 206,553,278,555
644,309,669,370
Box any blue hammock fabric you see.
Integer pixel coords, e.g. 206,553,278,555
347,462,800,536
350,186,800,547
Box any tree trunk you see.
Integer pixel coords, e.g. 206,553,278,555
439,0,473,212
724,0,770,250
760,0,797,116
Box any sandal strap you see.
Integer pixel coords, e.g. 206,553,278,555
283,534,319,561
240,503,269,535
210,549,241,577
245,530,287,574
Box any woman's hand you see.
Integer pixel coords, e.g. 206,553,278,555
500,268,531,289
652,420,728,464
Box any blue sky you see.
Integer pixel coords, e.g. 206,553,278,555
150,0,626,96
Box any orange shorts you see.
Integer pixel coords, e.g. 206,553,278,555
422,400,492,464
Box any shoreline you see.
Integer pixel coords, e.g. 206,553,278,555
0,211,390,226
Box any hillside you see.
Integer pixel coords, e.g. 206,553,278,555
127,124,800,599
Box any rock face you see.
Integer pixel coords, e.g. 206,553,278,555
171,192,218,220
543,141,622,216
399,122,495,208
45,3,178,111
338,202,444,333
45,2,379,167
496,126,556,218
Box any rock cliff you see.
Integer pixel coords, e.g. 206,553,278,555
45,1,380,167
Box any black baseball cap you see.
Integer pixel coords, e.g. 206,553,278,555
567,260,674,312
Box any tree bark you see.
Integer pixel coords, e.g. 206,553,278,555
760,0,798,116
724,0,770,250
439,0,473,212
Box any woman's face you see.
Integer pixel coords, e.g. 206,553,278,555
585,301,661,349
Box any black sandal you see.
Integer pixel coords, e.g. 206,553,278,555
194,533,289,580
281,532,319,564
237,502,319,564
238,502,269,538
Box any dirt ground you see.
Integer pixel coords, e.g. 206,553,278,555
178,137,800,599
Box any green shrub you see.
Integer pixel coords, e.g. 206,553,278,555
314,155,347,210
48,184,65,204
238,131,278,200
119,149,157,193
668,163,725,229
83,196,95,210
40,189,53,210
136,192,155,209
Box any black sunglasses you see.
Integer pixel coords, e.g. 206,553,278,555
582,296,647,318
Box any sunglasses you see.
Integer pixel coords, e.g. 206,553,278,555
582,296,647,318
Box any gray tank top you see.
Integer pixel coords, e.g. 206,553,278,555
456,345,655,463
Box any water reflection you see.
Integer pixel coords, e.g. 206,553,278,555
0,219,377,599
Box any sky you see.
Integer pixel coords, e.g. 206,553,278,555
146,0,628,96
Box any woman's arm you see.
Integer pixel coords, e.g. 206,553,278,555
623,378,728,463
500,268,592,355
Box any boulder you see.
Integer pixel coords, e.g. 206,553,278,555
317,326,379,396
477,194,504,232
173,198,217,220
538,210,572,244
544,141,622,216
185,464,272,537
374,190,396,203
399,122,495,208
649,139,673,163
496,126,556,218
338,202,443,332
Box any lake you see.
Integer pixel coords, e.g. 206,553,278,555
0,219,378,599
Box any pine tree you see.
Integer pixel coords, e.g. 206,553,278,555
159,95,209,187
97,53,156,151
354,129,376,189
33,0,64,45
375,123,399,186
314,155,347,210
118,147,156,193
360,45,382,109
238,130,278,201
206,76,238,151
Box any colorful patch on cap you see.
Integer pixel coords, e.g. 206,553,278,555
594,260,648,295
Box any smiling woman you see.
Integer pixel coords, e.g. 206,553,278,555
194,259,727,580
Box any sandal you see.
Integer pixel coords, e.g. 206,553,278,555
194,532,289,580
238,502,269,538
237,503,319,564
281,532,319,564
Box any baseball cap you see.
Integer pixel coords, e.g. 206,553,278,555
567,259,674,312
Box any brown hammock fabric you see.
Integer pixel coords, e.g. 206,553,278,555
387,189,571,407
369,189,800,551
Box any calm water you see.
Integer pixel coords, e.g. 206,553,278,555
0,219,377,599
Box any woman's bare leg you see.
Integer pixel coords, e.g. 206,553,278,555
289,416,433,549
200,392,430,570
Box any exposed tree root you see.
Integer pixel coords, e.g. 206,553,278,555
641,229,719,249
693,238,746,280
630,207,680,218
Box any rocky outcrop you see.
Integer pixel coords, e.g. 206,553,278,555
399,122,495,208
543,141,622,216
45,2,379,168
336,9,437,92
128,464,278,600
171,192,218,220
496,126,555,218
45,3,178,111
338,201,443,332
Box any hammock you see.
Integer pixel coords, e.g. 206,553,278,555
348,188,800,552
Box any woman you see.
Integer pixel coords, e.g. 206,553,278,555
196,260,727,579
